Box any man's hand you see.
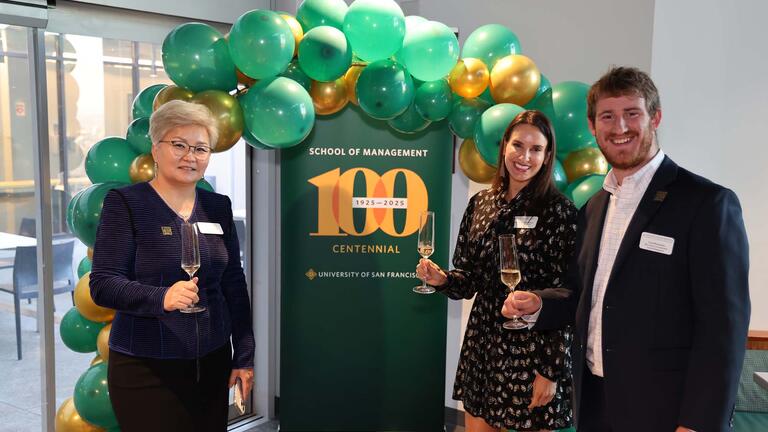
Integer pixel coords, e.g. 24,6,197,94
502,290,542,318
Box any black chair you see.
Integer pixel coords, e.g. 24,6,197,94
0,239,76,360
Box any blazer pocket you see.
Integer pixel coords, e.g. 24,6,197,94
649,347,690,371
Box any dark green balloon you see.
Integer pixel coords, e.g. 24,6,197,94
525,87,556,126
60,307,104,353
279,59,312,91
448,97,490,139
298,25,352,82
241,127,273,150
74,363,119,430
461,24,521,69
66,188,88,234
239,77,315,148
229,10,295,80
534,74,552,100
553,158,568,192
77,256,92,279
297,0,348,31
161,22,237,92
126,117,152,154
131,84,166,120
197,178,215,192
72,182,126,248
479,86,496,105
355,59,414,120
414,79,453,121
473,103,524,166
551,81,595,158
387,102,431,134
565,174,605,209
85,137,139,184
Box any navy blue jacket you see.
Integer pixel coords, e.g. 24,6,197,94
90,182,254,368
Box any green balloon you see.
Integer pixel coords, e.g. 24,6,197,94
131,84,166,120
74,363,119,430
479,86,496,105
343,0,405,62
241,127,273,150
551,81,595,158
448,97,491,138
66,188,88,234
229,10,295,80
197,178,215,192
77,256,92,279
534,74,552,99
60,307,104,353
126,117,152,154
85,137,139,184
162,22,236,92
473,103,525,166
239,77,315,148
525,87,556,126
72,182,126,248
279,59,312,91
461,24,521,69
298,26,352,82
400,20,459,82
565,174,605,209
414,79,453,121
355,59,414,120
387,102,431,134
297,0,349,31
392,15,427,65
553,158,568,192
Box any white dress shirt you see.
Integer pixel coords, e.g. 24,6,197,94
586,150,665,377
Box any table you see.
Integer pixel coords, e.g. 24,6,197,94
755,372,768,391
0,232,36,250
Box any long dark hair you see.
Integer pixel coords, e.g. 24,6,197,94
491,110,558,205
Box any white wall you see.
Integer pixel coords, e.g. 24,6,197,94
651,0,768,328
69,0,268,24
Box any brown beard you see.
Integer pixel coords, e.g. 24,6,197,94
599,125,655,170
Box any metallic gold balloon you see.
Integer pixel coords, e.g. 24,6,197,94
310,78,348,115
56,397,106,432
563,146,609,182
344,64,365,106
87,248,93,260
129,153,155,183
97,323,111,362
90,355,103,366
449,58,490,99
74,272,115,323
280,13,304,57
459,138,497,184
489,54,541,106
236,68,257,87
191,90,245,153
152,85,195,111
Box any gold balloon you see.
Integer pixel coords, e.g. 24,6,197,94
489,54,541,106
344,64,365,106
129,153,155,183
563,147,609,182
236,67,257,87
310,78,348,116
153,85,195,111
56,397,106,432
74,272,116,323
90,355,104,366
87,248,93,260
449,58,490,99
280,14,304,57
191,90,245,153
459,138,497,184
97,323,111,362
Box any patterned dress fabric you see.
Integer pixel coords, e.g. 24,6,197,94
439,186,577,430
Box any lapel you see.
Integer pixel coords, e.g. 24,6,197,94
607,156,679,286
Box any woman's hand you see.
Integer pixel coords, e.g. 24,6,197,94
528,371,556,409
229,368,254,398
163,277,199,311
416,258,448,287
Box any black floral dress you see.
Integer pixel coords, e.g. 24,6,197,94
439,186,577,431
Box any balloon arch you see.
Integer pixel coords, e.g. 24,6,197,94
57,0,609,429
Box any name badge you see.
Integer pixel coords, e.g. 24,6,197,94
514,216,538,229
196,222,223,235
639,232,674,255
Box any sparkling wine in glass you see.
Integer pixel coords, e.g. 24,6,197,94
180,221,205,313
413,211,436,294
499,234,527,330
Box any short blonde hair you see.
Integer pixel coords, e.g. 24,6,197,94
150,100,219,149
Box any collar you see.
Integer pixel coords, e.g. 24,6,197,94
603,149,665,196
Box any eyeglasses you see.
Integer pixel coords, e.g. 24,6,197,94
159,140,212,160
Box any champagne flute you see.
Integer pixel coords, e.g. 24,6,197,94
499,234,526,330
180,221,205,313
413,211,435,294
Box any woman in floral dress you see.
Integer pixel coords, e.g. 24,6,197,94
418,110,577,432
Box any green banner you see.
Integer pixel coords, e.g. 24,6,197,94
280,105,452,431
